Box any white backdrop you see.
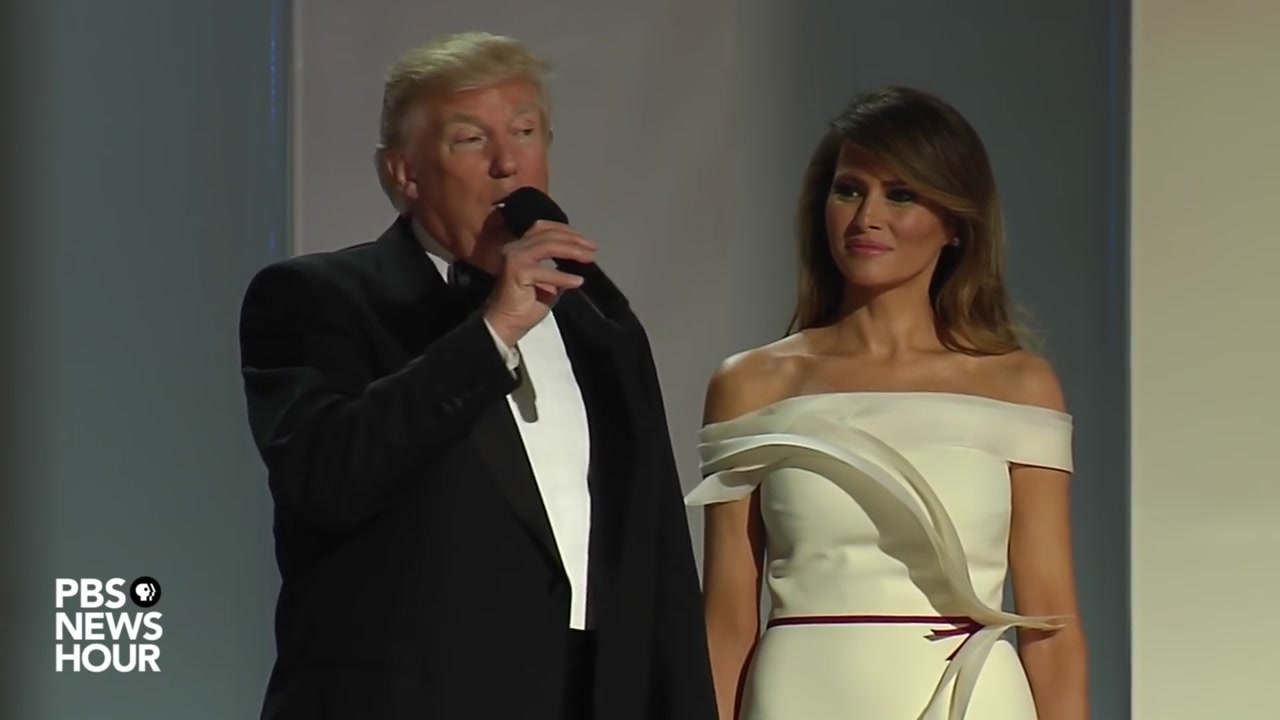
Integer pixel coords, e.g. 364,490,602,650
1131,1,1280,716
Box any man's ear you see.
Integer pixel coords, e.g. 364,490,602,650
388,149,419,201
375,146,416,211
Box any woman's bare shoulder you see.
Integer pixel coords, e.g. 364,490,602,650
704,333,814,423
978,349,1066,412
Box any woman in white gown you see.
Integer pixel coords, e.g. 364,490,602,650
692,87,1088,720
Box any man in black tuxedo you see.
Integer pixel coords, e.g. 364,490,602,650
238,31,717,720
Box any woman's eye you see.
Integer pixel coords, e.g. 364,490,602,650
832,182,860,198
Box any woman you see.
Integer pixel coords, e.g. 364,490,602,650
691,87,1088,720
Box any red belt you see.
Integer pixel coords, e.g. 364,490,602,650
766,614,984,660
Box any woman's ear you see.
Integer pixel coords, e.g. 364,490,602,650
946,217,963,247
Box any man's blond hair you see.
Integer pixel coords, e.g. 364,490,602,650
374,32,553,211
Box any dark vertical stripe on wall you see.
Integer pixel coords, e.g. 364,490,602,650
1108,0,1133,717
270,0,292,259
1,0,34,717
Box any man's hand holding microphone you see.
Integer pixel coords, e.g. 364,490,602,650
482,188,597,348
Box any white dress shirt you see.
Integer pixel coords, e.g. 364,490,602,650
413,221,593,630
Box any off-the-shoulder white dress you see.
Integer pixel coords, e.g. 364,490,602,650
687,392,1073,720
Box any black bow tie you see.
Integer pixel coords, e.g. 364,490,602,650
446,260,496,312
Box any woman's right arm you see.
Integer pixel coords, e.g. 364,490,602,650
703,493,765,720
700,356,781,720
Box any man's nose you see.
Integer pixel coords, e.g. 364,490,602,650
488,138,518,179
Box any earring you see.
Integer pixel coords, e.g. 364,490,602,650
950,236,961,246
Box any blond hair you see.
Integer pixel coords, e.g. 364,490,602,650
373,32,553,210
789,86,1027,355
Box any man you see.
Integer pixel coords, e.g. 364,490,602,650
238,31,717,720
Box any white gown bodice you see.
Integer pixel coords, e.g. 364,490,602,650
686,392,1074,719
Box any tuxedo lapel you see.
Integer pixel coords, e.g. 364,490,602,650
554,288,646,625
367,228,651,591
471,402,565,573
371,216,562,571
371,215,459,355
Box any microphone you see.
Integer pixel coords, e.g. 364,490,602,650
496,187,592,278
496,186,568,237
494,184,614,319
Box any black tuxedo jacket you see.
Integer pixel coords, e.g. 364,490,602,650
238,215,717,720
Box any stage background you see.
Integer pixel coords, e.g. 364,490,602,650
3,0,1142,717
293,1,1129,718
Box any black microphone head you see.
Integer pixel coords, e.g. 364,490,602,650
498,187,569,238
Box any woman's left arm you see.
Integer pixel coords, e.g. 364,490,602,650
1008,357,1089,720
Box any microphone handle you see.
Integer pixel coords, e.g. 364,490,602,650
555,258,591,277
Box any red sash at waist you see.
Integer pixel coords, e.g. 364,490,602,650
766,613,984,660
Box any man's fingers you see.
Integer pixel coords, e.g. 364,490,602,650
519,266,585,290
515,228,597,253
525,219,570,234
509,238,596,266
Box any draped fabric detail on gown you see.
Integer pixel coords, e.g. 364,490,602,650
687,392,1074,720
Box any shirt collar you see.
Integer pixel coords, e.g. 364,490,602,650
410,217,452,281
